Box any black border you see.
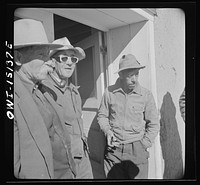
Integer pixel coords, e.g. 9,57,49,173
4,1,196,183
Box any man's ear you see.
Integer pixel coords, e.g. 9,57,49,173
14,50,23,66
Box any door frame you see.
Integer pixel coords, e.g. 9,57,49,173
74,30,106,109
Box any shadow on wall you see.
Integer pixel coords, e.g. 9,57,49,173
86,109,106,179
110,20,147,62
160,92,183,179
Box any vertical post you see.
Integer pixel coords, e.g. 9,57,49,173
106,31,115,86
98,32,106,98
148,19,164,179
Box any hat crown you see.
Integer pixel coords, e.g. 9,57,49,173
117,54,145,73
52,37,72,46
119,54,139,68
50,37,86,60
14,19,49,47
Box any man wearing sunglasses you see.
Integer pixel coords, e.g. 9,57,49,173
42,37,93,179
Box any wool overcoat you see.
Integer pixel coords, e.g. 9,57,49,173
14,73,54,179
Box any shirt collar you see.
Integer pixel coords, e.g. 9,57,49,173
132,84,142,95
48,72,80,94
52,78,80,94
112,78,142,95
67,82,80,94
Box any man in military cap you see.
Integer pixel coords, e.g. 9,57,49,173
14,19,76,179
97,54,160,179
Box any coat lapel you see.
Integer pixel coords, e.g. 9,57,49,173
43,91,65,124
14,74,54,178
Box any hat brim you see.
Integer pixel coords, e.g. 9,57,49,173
14,43,63,50
50,46,86,61
115,66,146,74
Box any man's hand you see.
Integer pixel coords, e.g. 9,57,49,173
106,130,120,147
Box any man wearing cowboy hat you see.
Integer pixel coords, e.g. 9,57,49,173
14,19,77,179
42,37,93,179
97,54,160,179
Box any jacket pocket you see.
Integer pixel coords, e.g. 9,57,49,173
138,140,149,158
131,103,144,122
132,141,149,164
65,122,73,134
70,135,84,158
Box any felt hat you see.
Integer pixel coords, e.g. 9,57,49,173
115,54,145,73
50,37,86,61
14,19,63,50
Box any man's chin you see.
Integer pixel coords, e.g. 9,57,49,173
128,84,136,89
61,72,73,79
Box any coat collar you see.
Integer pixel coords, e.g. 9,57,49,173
43,74,80,95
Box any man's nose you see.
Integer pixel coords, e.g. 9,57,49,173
131,75,137,81
65,57,73,66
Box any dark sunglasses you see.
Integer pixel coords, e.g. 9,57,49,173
54,55,79,64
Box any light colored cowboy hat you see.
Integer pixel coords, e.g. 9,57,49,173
14,19,63,50
50,37,86,61
115,54,145,74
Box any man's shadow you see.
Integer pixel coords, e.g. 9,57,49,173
160,92,183,179
86,110,106,178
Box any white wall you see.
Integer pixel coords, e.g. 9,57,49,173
107,21,151,89
154,8,185,177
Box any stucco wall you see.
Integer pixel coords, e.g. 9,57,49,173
107,21,151,90
154,8,185,179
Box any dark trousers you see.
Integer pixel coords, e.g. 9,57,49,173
104,140,149,179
